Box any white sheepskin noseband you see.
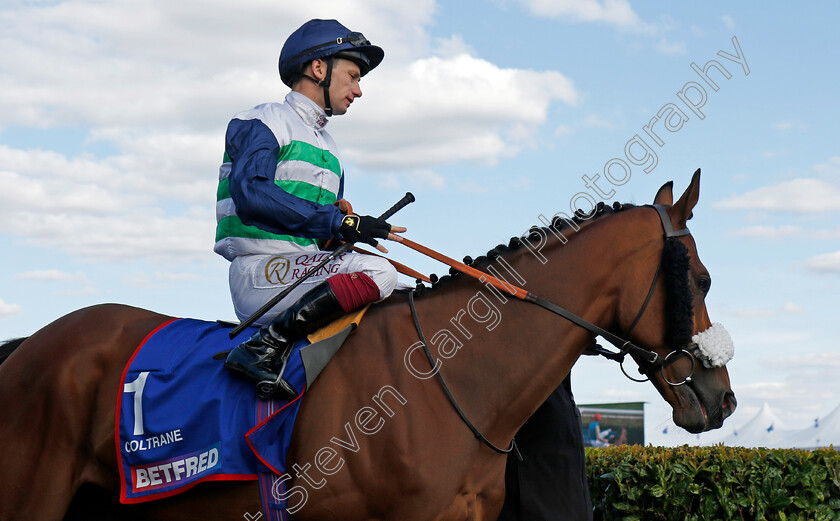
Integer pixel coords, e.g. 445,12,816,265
691,323,734,368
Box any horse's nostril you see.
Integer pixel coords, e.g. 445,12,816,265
721,391,737,418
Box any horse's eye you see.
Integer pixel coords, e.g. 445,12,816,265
696,276,711,294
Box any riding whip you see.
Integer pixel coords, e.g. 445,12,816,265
228,192,415,338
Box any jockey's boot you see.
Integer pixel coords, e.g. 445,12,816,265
224,282,345,399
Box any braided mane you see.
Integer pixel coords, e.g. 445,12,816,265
420,201,637,291
416,200,695,350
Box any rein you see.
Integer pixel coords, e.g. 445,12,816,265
400,204,697,459
397,204,696,385
407,291,522,459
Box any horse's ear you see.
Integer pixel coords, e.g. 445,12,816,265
670,168,701,225
653,181,674,205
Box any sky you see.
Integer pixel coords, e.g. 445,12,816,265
2,0,839,446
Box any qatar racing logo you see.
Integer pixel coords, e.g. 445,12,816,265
265,256,291,285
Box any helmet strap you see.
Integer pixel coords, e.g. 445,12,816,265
321,57,335,117
298,57,336,117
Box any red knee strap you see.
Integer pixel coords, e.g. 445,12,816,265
327,273,380,312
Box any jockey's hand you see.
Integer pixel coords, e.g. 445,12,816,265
340,214,406,253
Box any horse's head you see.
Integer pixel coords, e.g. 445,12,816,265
614,169,736,433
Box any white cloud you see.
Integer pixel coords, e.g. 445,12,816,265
54,287,100,297
783,302,803,314
715,178,840,213
1,199,214,262
408,170,447,190
554,124,573,138
337,54,578,169
814,156,840,178
733,381,787,400
804,251,840,274
728,225,802,239
761,149,788,159
580,113,622,130
653,38,686,56
723,367,840,432
811,228,840,240
772,119,806,132
121,270,217,288
597,388,645,400
732,328,813,349
735,354,840,425
16,269,87,283
0,299,23,317
732,381,835,413
764,353,840,370
0,2,581,266
719,160,840,226
721,15,735,30
731,301,802,317
729,224,840,241
0,143,216,262
520,0,654,33
1,1,575,173
431,34,476,58
0,1,437,129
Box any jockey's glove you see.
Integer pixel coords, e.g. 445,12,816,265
339,214,391,247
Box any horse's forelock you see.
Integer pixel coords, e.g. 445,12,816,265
662,238,694,348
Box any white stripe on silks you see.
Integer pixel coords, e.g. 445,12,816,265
692,323,734,368
222,237,316,257
216,198,237,220
219,162,231,180
274,162,341,194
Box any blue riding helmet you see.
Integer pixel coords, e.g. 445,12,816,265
278,19,384,88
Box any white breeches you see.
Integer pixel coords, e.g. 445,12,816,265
228,250,399,325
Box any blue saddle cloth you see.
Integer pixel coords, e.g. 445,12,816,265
117,318,308,503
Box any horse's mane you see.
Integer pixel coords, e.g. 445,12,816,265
417,199,694,349
422,201,636,291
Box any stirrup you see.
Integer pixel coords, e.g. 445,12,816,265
256,375,297,400
255,345,298,400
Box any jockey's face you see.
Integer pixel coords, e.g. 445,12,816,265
325,58,363,116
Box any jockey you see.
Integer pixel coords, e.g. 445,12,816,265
215,19,405,399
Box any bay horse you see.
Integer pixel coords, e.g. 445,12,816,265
0,171,735,521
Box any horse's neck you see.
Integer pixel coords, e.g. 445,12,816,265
411,217,632,444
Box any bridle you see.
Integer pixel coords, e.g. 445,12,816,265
584,204,699,387
407,203,701,456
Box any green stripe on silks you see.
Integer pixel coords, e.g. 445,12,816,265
215,215,323,248
275,180,337,206
222,141,339,177
216,178,337,206
217,177,230,201
277,141,341,177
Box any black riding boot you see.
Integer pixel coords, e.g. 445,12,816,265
224,282,345,399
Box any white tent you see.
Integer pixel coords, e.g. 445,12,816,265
776,403,840,449
713,402,792,448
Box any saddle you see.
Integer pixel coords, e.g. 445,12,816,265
116,307,368,504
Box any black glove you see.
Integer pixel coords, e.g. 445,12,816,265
339,214,391,247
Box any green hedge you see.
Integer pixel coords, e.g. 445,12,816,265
586,445,840,521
